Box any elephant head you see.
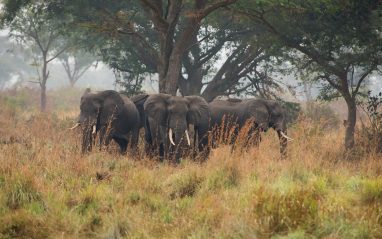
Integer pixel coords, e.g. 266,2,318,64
144,94,209,158
249,99,293,157
71,89,125,153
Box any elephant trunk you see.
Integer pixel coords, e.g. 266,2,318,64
81,120,97,154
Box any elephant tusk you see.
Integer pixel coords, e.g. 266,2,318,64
70,123,80,130
169,128,176,146
185,130,191,146
280,131,294,141
92,125,97,135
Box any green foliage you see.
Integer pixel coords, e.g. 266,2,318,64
5,173,42,210
360,178,382,204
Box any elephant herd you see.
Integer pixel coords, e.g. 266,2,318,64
70,89,293,162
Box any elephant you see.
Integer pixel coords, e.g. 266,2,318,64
208,98,293,158
70,89,140,154
133,93,210,162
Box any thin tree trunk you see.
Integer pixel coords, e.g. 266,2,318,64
40,60,49,112
344,96,357,150
69,78,75,88
40,83,47,112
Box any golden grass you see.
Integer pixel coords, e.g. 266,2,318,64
0,98,382,238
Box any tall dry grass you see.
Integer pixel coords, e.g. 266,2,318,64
0,94,382,238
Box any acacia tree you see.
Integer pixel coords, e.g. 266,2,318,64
69,0,239,95
76,0,279,99
1,0,287,100
5,3,69,111
235,0,382,150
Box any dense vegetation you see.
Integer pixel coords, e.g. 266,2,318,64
0,89,382,238
1,0,381,150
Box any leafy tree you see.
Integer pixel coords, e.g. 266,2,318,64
4,2,70,111
235,0,382,150
1,0,283,100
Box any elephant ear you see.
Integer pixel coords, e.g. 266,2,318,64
96,91,125,124
185,96,210,126
144,94,171,125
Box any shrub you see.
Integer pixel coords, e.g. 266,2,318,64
253,187,319,235
358,92,382,154
0,210,50,239
203,165,240,191
166,171,204,199
360,178,382,204
5,174,42,210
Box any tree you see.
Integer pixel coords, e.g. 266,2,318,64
58,51,95,87
235,0,382,151
1,0,287,101
5,2,70,111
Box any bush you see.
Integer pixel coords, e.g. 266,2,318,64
5,174,42,210
0,210,50,239
253,187,319,235
203,165,240,191
358,92,382,154
360,178,382,204
165,171,204,199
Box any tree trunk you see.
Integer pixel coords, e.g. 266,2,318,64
179,67,204,96
69,78,76,88
344,96,357,150
40,60,49,112
40,84,47,112
163,53,182,95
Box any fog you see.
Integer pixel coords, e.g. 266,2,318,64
0,33,380,100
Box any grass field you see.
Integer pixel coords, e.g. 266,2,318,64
0,90,382,239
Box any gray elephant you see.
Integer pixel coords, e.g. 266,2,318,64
208,98,293,157
70,89,140,154
137,93,210,162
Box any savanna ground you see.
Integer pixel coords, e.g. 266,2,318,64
0,89,382,239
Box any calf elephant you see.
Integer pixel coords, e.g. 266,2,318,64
133,93,210,162
209,98,293,158
71,89,140,154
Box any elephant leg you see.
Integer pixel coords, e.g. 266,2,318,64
129,127,140,157
144,117,154,158
148,117,159,156
249,127,262,148
159,126,168,161
82,126,93,153
196,126,210,161
113,137,128,154
98,126,107,150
